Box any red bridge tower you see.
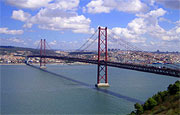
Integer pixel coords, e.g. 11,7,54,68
40,39,46,69
96,27,109,87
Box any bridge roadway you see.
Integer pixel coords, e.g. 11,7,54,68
27,55,180,77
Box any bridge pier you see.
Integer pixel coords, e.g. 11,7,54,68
25,56,29,64
40,39,47,69
40,65,47,69
40,58,46,69
96,83,110,87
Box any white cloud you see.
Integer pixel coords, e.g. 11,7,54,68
9,38,24,43
44,40,83,50
84,0,148,14
136,8,166,18
111,27,146,43
150,41,155,45
176,27,180,33
30,10,92,33
49,40,57,45
149,0,156,6
84,0,112,13
11,0,93,34
127,18,146,35
0,28,24,35
0,37,33,47
12,10,31,21
23,23,33,28
50,0,80,11
6,0,53,9
110,8,179,43
34,40,40,46
159,17,172,23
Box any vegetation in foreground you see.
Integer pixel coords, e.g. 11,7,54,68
129,80,180,115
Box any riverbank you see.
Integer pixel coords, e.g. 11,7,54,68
0,63,26,65
0,62,91,66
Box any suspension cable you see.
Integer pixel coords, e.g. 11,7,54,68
81,37,98,52
108,33,162,64
45,41,53,51
109,32,142,51
35,40,41,50
75,29,98,52
108,34,137,51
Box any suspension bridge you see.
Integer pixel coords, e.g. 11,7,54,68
26,27,180,87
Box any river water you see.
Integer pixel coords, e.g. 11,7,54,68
1,64,179,114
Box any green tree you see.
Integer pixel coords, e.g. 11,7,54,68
168,80,180,95
158,91,168,101
134,103,143,114
152,93,162,103
168,84,173,94
129,80,180,114
143,98,157,110
129,111,136,115
143,101,149,110
148,98,157,109
174,81,180,93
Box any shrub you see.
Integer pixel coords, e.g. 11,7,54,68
143,101,149,110
143,98,157,110
134,103,144,114
158,91,168,101
129,111,136,115
129,80,180,114
152,93,162,103
168,80,180,95
148,98,157,109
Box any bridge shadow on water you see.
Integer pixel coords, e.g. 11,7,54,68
27,64,144,104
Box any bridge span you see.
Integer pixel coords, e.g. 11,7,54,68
27,55,180,78
26,27,180,87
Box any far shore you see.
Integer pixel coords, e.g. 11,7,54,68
0,63,26,65
0,63,90,66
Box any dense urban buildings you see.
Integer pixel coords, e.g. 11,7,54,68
1,47,180,65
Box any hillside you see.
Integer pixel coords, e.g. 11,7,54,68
0,46,56,55
130,80,180,115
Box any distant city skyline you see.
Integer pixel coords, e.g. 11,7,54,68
0,0,180,51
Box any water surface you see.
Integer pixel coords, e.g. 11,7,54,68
1,64,179,114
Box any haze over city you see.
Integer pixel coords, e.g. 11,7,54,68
0,0,179,51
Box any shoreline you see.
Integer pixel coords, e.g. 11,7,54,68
0,63,91,66
0,63,26,65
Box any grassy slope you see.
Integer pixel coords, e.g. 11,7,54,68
130,80,180,115
142,94,180,115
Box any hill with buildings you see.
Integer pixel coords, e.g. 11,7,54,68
0,46,180,65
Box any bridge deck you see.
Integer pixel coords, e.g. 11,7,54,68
27,55,180,78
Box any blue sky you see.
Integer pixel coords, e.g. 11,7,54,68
0,0,179,51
